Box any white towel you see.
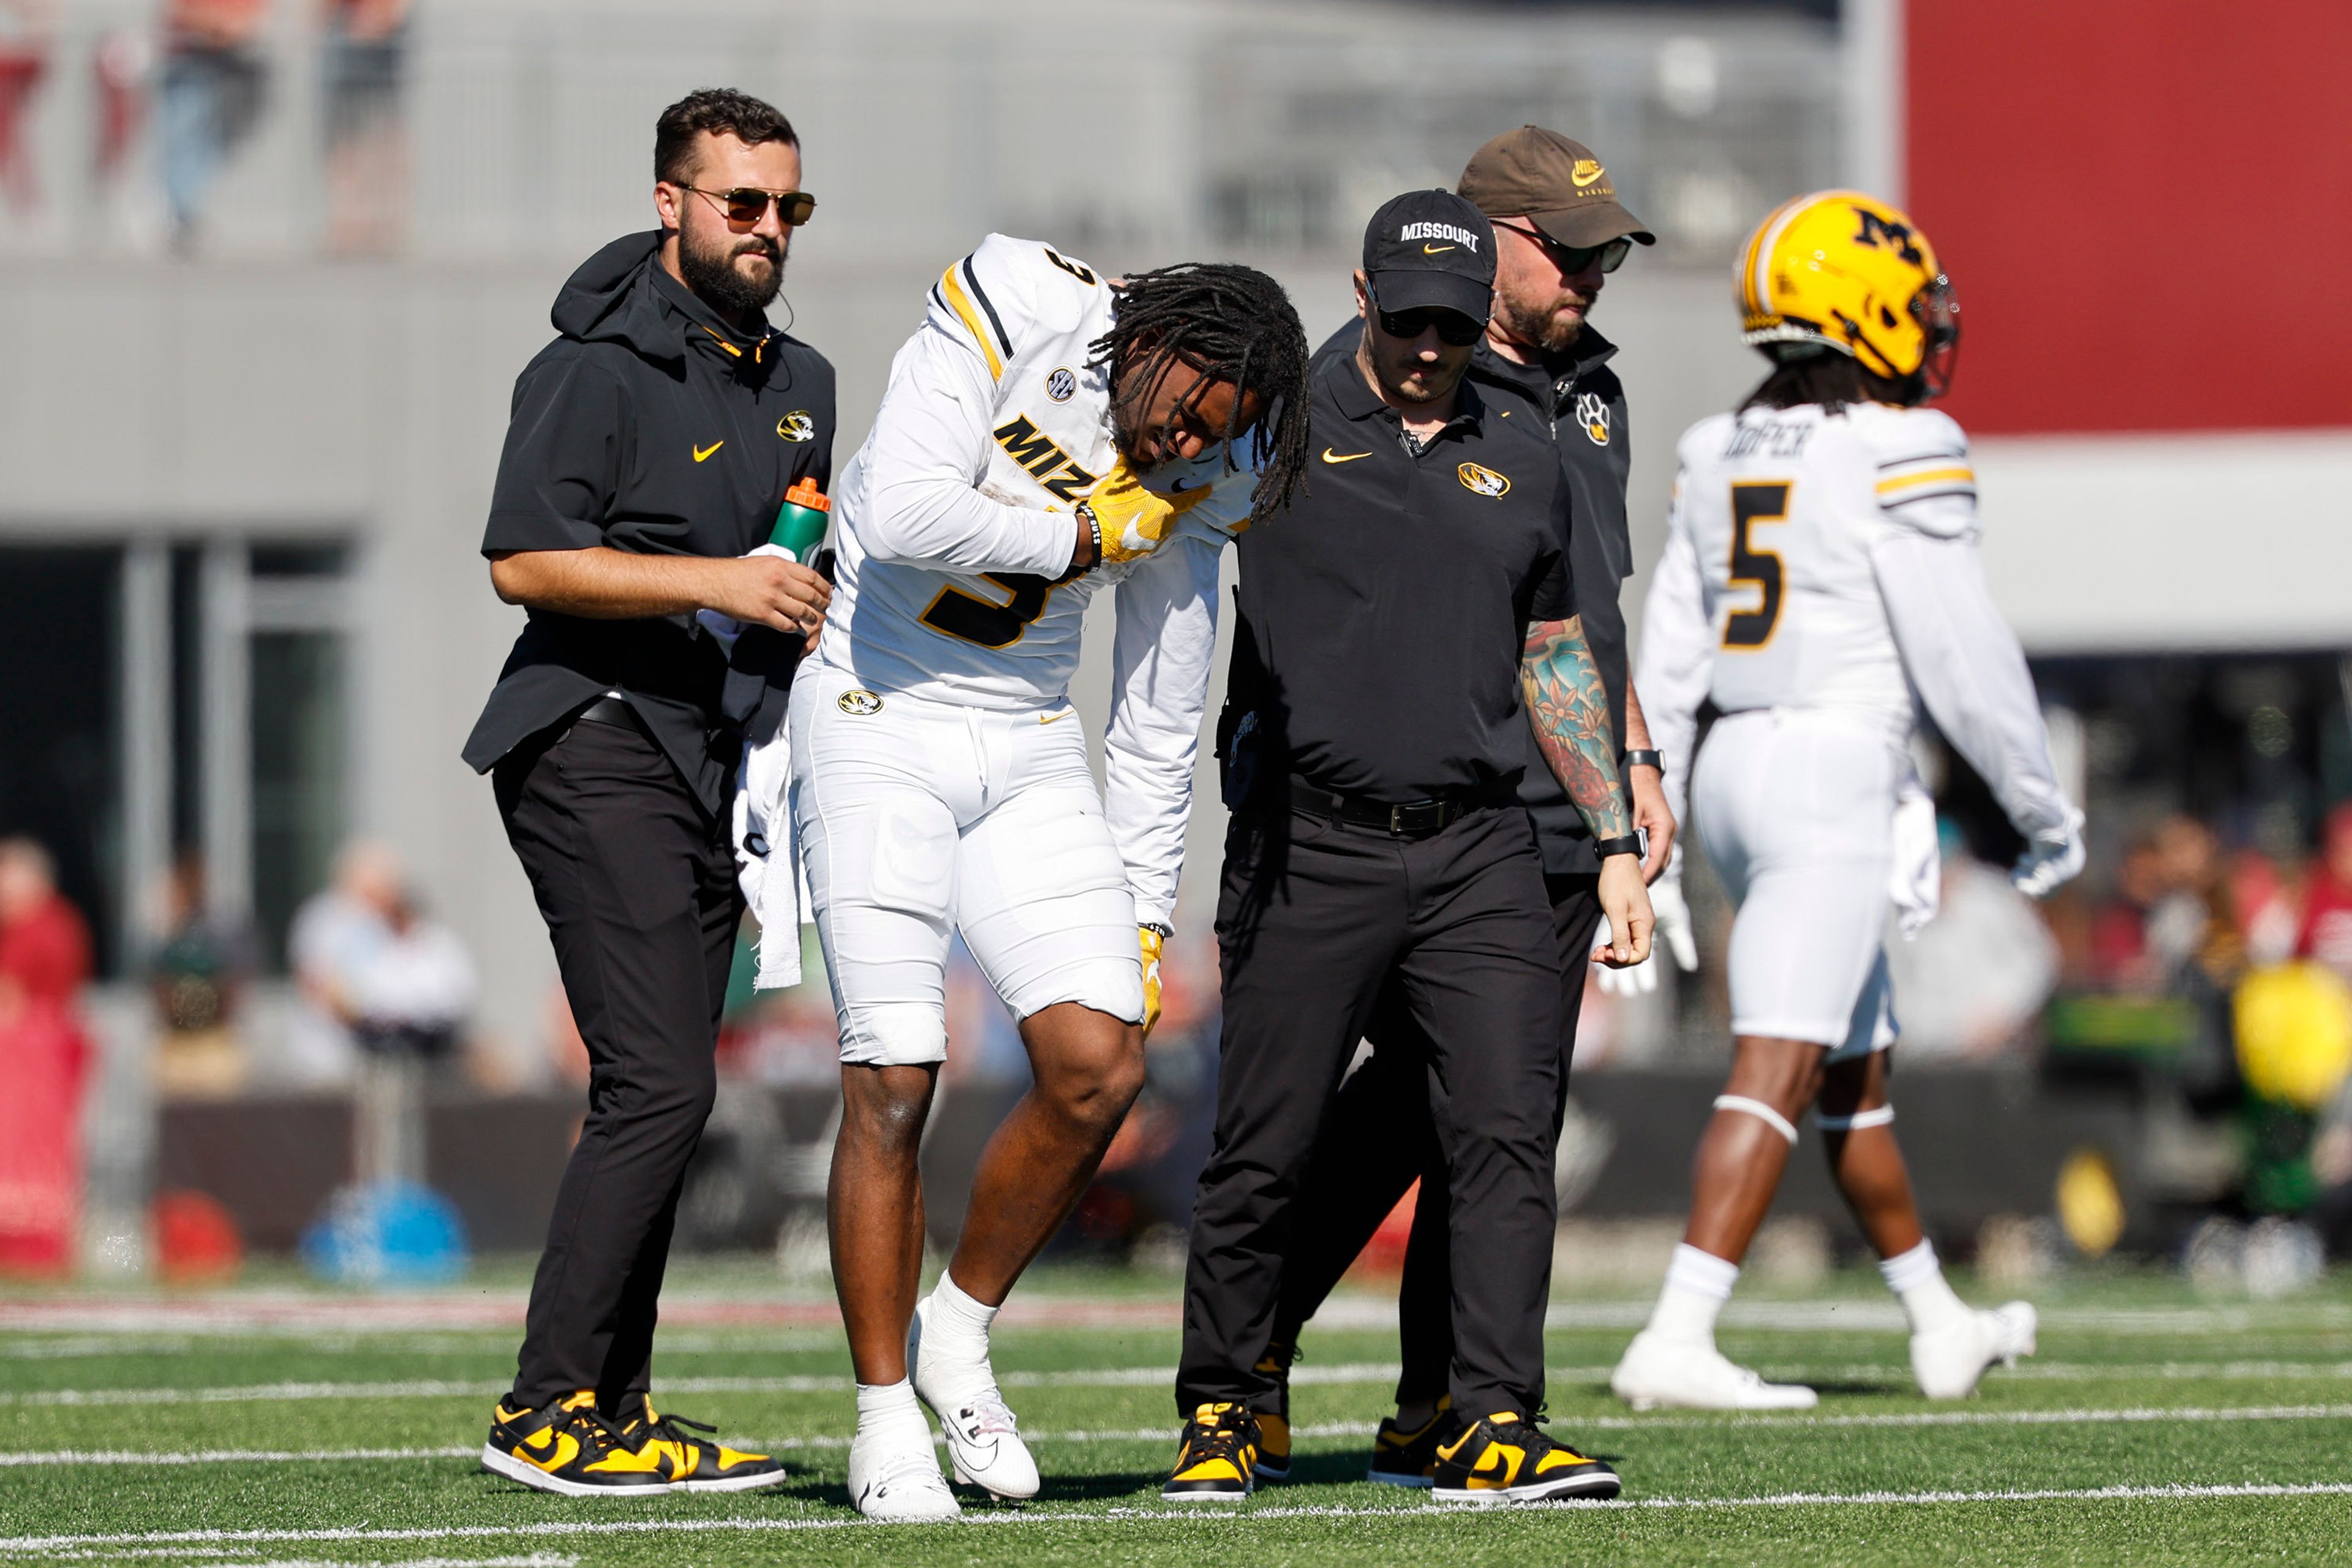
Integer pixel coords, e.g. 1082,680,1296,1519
701,543,810,992
731,722,804,990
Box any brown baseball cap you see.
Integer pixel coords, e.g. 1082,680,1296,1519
1458,126,1656,250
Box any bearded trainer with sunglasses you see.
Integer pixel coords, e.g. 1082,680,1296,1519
464,89,830,1498
1165,190,1650,1506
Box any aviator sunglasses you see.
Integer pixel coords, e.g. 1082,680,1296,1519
1371,293,1487,347
679,184,818,227
1493,220,1632,276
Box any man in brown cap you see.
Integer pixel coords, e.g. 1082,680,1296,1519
1241,126,1688,1489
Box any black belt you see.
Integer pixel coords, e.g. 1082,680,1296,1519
575,695,644,731
1287,775,1516,837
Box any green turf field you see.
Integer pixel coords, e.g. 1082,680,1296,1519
6,1265,2352,1566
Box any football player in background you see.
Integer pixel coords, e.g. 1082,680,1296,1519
793,236,1308,1518
1609,192,2086,1411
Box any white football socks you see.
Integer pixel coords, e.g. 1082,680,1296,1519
919,1271,1000,1398
1880,1240,1970,1334
1646,1243,1741,1346
855,1377,928,1439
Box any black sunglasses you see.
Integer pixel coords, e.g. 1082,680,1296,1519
1370,293,1487,347
680,184,817,227
1493,221,1632,276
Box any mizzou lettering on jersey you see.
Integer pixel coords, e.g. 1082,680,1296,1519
993,415,1100,503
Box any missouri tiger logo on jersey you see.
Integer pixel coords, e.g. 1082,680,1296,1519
777,410,816,442
1458,462,1511,497
1575,392,1611,446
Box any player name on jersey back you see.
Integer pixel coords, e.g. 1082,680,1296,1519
1674,399,1978,745
818,234,1253,710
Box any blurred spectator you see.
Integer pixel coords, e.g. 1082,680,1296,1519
0,1,51,215
287,839,400,1085
159,0,270,252
345,883,474,1059
0,837,91,1275
2296,803,2352,980
1886,820,2062,1059
147,851,259,1098
93,26,149,186
2234,845,2300,970
320,0,405,254
344,883,473,1185
2090,816,2245,997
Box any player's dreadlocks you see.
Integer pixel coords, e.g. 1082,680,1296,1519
1090,262,1312,521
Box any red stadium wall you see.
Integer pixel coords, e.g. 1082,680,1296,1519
1905,0,2352,434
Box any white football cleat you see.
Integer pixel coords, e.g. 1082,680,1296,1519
1611,1330,1820,1411
846,1422,959,1523
908,1294,1040,1501
1912,1301,2037,1399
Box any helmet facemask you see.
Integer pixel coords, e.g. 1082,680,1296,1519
1910,274,1960,401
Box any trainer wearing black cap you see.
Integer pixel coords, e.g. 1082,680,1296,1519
1253,126,1684,1488
1163,191,1652,1507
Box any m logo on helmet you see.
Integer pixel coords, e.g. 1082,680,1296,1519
1575,393,1610,446
1457,462,1510,497
1852,208,1924,266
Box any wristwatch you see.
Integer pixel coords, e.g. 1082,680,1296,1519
1623,748,1664,773
1594,833,1643,861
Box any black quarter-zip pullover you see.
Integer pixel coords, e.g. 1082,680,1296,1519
1229,347,1574,803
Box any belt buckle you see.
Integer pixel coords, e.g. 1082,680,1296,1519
1387,802,1406,835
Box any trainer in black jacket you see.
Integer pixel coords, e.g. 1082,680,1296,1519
463,90,832,1495
1254,128,1671,1477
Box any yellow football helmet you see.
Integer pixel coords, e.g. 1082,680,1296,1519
1735,190,1960,398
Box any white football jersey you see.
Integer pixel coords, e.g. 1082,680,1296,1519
1638,398,2075,846
818,233,1253,710
1663,401,1976,745
811,234,1256,926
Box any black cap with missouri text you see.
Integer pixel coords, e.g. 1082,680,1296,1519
1362,189,1496,323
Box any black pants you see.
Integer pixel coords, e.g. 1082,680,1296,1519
495,715,741,1420
1178,803,1564,1419
1267,871,1602,1410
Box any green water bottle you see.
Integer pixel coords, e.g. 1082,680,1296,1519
771,477,831,562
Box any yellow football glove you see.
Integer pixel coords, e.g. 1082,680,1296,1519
1083,460,1213,567
1139,925,1166,1036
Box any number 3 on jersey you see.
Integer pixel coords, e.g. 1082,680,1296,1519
921,572,1057,649
1724,481,1791,649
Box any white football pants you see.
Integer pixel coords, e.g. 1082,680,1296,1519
1691,708,1899,1060
788,661,1144,1066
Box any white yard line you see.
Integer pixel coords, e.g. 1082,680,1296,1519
9,1403,2352,1470
24,1356,2352,1409
3,1296,2342,1338
7,1480,2352,1554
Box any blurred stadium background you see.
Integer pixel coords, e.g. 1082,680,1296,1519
1,0,2349,1297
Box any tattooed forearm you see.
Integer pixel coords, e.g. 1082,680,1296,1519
1521,615,1633,840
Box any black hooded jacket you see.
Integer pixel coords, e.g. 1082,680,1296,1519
461,230,835,813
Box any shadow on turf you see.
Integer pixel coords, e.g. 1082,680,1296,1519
475,1469,842,1508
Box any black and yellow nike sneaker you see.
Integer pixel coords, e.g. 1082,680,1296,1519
1247,1341,1295,1482
1161,1401,1260,1503
1430,1410,1621,1506
480,1392,672,1497
624,1403,788,1493
1365,1395,1451,1488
